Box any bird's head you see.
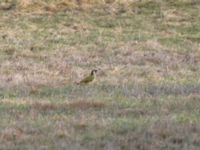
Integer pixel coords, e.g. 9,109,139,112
91,69,98,75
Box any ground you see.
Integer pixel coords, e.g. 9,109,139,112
0,0,200,149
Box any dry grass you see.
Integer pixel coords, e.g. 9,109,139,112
0,0,200,149
0,0,134,13
1,99,106,110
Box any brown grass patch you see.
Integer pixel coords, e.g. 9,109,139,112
0,0,133,13
31,101,59,111
67,100,106,109
31,100,106,111
17,0,86,12
0,99,106,111
73,121,88,130
0,127,24,141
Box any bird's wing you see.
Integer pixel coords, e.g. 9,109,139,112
80,75,94,83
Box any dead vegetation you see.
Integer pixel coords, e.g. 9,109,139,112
0,99,106,111
0,0,200,149
0,0,133,13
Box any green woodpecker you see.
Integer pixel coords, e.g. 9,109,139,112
78,69,97,84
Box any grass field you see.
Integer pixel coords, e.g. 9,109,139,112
0,0,200,149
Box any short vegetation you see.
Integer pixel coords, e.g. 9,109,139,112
0,0,200,149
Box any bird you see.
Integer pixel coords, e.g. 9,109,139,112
77,69,98,84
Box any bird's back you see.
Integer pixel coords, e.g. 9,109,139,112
79,75,94,84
